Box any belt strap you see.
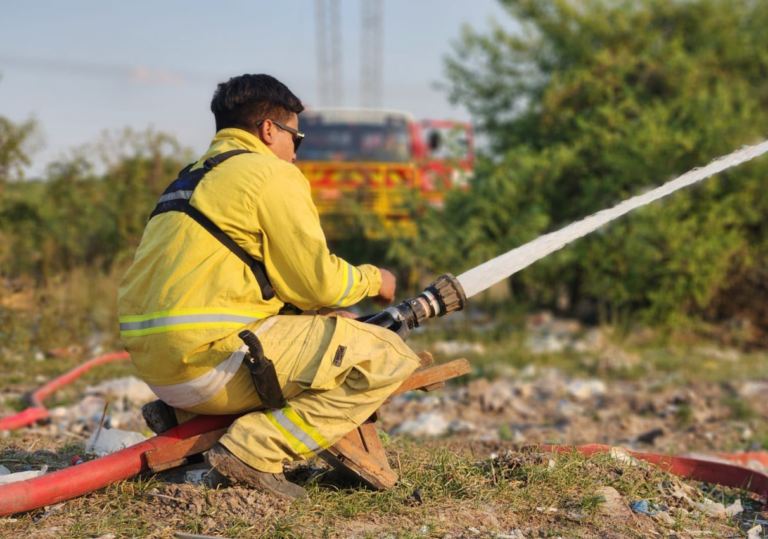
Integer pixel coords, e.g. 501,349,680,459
150,149,275,301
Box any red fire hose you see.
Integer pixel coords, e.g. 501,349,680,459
0,352,130,431
537,444,768,496
0,414,237,517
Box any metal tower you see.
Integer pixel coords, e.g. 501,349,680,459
360,0,383,108
315,0,343,106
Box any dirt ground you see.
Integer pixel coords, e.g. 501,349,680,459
1,322,767,538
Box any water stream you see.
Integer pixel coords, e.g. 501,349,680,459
457,140,768,298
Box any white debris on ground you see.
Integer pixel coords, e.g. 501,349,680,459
85,428,147,456
693,346,742,362
431,341,486,356
597,486,634,521
0,465,47,485
525,312,584,354
391,411,449,438
741,381,768,398
565,379,606,401
85,376,156,405
690,498,743,520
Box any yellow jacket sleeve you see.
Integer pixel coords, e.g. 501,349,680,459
256,168,382,311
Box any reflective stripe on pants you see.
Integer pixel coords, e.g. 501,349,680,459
266,405,330,458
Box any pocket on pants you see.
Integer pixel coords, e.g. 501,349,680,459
289,316,419,392
289,316,354,391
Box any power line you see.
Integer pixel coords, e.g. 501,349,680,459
0,54,213,86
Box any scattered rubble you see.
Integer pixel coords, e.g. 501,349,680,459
483,448,761,537
382,362,768,459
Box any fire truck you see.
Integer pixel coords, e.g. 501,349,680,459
296,108,474,238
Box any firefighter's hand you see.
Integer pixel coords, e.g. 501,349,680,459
374,268,396,305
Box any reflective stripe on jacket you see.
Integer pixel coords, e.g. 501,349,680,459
118,128,382,387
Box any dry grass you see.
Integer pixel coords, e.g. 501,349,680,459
1,438,763,539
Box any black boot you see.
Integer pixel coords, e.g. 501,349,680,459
141,399,179,434
207,443,306,500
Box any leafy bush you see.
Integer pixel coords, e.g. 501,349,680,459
416,0,768,325
0,126,190,281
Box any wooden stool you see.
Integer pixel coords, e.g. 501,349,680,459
145,354,471,489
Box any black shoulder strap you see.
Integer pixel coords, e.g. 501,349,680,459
150,149,276,301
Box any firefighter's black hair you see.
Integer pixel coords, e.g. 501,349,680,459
210,74,304,132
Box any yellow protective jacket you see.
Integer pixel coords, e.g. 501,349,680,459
118,128,382,388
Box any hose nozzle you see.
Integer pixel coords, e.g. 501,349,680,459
423,273,467,317
363,273,468,340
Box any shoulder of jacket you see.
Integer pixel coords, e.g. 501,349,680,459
262,161,308,190
227,152,301,180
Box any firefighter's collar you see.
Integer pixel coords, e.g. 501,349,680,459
210,128,278,160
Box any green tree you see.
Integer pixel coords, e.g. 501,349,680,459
0,115,37,194
432,0,768,325
0,128,188,281
0,112,39,272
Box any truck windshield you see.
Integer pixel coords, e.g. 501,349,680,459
299,117,411,163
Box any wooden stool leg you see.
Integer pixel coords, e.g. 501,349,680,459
320,418,398,489
321,358,472,489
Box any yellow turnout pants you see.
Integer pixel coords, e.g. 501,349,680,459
178,315,420,473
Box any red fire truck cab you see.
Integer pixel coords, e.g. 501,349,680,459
296,108,474,237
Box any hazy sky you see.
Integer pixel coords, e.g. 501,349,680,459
0,0,511,176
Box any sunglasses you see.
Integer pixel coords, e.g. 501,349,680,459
257,120,305,152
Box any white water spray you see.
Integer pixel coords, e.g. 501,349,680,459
457,140,768,298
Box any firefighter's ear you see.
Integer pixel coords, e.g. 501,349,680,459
258,119,275,145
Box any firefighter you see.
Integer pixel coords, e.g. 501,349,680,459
118,74,421,500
